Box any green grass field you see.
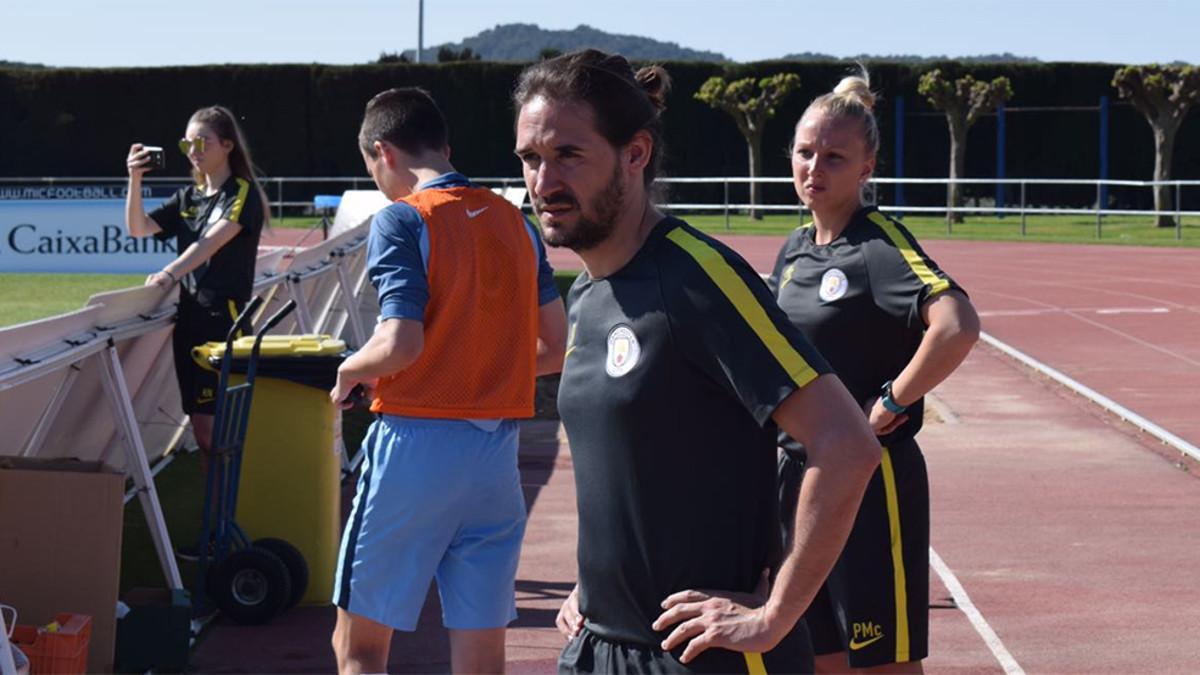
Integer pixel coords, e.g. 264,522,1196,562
273,216,325,230
0,273,144,327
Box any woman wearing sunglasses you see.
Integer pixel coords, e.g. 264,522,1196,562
124,106,270,558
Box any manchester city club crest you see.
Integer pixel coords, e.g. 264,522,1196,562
819,268,849,302
605,324,641,377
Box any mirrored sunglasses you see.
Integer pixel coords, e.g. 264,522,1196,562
178,137,207,155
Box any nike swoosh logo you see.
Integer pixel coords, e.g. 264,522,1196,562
467,206,488,218
848,633,885,650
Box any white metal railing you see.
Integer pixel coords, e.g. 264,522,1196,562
643,176,1199,240
2,175,1196,239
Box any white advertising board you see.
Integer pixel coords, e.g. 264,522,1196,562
0,199,176,273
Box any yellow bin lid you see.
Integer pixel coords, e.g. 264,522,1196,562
196,334,347,363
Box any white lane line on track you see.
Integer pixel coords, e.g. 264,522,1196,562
930,547,1026,675
959,269,1200,314
979,306,1171,318
981,332,1200,462
1058,309,1200,367
1094,307,1170,315
974,290,1200,368
946,258,1200,292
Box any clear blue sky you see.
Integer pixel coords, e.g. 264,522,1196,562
4,0,1196,67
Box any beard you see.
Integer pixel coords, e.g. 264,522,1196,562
537,160,625,252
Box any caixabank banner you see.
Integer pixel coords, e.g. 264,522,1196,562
0,198,177,273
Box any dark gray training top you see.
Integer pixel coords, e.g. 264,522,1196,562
557,216,831,654
150,174,264,306
768,206,963,449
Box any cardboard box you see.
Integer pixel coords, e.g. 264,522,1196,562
0,457,125,673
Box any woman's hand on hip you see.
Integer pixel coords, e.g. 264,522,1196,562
865,396,908,436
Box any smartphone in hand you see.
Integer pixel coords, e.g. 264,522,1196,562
143,146,166,171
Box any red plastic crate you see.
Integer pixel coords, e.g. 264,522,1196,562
10,613,91,675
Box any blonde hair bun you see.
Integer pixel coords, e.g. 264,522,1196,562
832,74,876,112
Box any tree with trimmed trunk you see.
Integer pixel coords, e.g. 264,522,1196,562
1113,64,1200,228
918,69,1012,224
696,73,800,220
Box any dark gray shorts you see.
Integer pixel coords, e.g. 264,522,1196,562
778,440,930,668
559,625,814,674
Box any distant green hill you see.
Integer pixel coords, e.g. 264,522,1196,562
401,23,727,63
779,51,1039,63
387,23,1045,65
0,60,46,69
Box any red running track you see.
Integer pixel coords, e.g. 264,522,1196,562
923,241,1200,453
191,357,1200,673
205,231,1200,672
921,346,1200,673
548,236,1200,452
548,235,1200,672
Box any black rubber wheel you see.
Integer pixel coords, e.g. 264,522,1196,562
253,537,309,610
209,546,292,625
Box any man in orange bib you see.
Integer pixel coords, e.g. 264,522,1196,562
329,88,567,675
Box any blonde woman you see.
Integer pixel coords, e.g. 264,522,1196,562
768,72,980,673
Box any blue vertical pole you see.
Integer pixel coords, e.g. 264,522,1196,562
894,96,905,218
1099,95,1110,212
996,103,1006,218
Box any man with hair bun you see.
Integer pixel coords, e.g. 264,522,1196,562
514,49,881,673
769,69,980,673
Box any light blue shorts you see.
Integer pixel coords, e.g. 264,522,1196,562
333,415,526,631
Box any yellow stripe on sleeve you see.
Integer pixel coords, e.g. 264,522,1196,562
744,651,768,675
227,177,251,223
867,212,951,297
880,446,911,662
228,299,244,338
665,228,818,389
564,322,577,359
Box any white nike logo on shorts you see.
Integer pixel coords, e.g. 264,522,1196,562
467,206,488,218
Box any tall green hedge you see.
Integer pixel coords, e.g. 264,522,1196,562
0,60,1195,209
